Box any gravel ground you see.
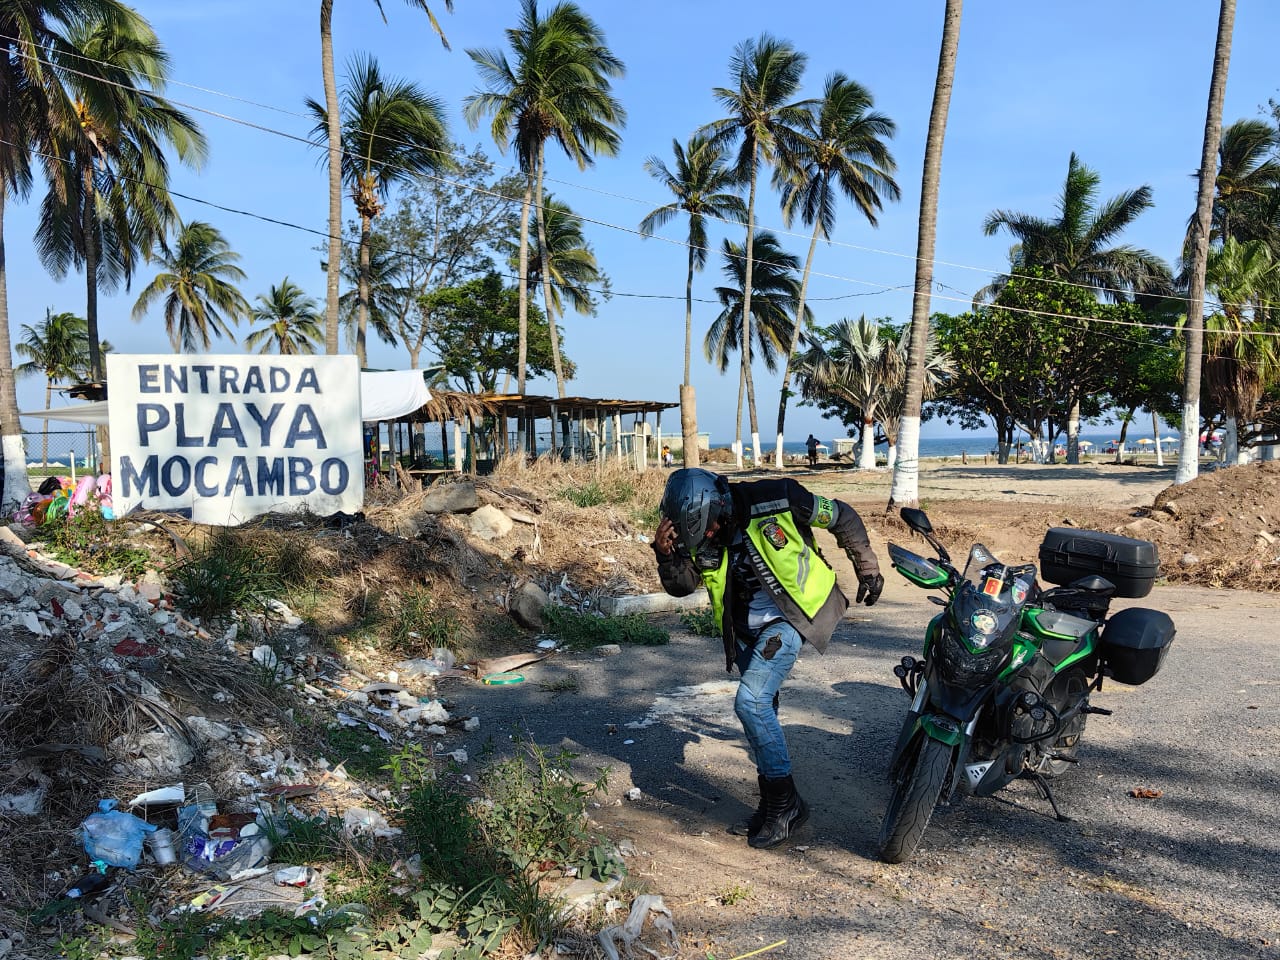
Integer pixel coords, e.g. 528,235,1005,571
445,579,1280,960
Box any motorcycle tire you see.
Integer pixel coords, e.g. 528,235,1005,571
1041,668,1089,779
877,736,952,864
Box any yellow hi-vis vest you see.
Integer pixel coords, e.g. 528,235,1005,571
700,509,837,629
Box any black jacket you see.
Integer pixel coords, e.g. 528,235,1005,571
655,477,878,670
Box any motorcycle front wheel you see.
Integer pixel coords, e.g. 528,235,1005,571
877,735,952,864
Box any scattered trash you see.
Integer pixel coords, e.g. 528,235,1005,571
596,894,680,960
475,652,550,676
536,638,558,651
335,712,393,743
130,784,185,808
418,700,450,724
80,799,157,870
65,871,112,900
147,828,177,865
622,739,635,746
113,638,160,658
263,784,319,800
596,644,622,656
275,866,316,887
1129,787,1164,799
342,807,400,839
482,672,525,685
463,716,481,732
251,645,278,670
625,788,642,802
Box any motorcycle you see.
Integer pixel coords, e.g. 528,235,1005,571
877,507,1175,864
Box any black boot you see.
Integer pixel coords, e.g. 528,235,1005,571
729,775,767,837
748,775,808,849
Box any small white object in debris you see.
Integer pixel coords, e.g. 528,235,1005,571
536,639,558,651
623,739,634,746
418,700,450,724
443,748,468,764
425,724,447,736
463,716,480,732
386,670,398,684
636,534,651,544
597,644,622,656
625,787,641,801
252,645,278,669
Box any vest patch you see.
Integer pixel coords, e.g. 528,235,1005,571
813,495,835,527
760,518,788,549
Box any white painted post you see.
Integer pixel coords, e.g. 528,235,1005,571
613,410,623,462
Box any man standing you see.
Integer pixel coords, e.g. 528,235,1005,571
805,434,820,467
652,469,883,848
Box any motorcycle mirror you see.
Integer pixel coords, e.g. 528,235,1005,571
899,507,933,534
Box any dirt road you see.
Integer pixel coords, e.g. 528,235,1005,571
446,577,1280,960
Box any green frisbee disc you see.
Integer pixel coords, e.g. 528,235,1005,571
482,671,525,685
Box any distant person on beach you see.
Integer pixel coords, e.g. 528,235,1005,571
805,434,819,467
652,468,883,849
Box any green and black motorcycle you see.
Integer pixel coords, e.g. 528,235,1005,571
877,507,1175,864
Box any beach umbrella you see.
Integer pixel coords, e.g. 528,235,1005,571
1136,438,1154,446
1162,435,1179,444
1078,440,1093,449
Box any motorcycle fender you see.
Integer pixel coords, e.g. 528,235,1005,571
887,710,923,778
920,714,963,747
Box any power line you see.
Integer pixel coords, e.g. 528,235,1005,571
10,28,1265,317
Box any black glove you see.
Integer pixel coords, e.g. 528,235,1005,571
856,571,884,607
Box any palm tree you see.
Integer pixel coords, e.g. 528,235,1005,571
246,279,324,355
773,73,900,468
338,228,403,353
795,317,901,471
1178,0,1237,486
891,0,962,509
309,54,450,367
15,309,89,465
37,9,206,380
465,0,625,403
529,195,605,330
640,135,745,467
1200,238,1280,463
706,231,806,464
1209,118,1279,247
980,153,1172,303
319,0,452,354
701,34,810,467
132,220,248,351
878,324,953,470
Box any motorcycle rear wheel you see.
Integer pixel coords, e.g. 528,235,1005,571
878,736,952,864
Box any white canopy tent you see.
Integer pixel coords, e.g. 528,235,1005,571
20,370,432,427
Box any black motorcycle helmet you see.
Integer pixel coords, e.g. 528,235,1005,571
660,468,734,568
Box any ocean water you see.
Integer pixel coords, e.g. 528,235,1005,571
722,433,1171,460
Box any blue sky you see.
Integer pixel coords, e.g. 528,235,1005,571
7,0,1278,443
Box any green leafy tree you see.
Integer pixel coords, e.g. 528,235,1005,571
38,9,206,378
132,220,248,351
1207,118,1279,247
528,195,607,336
319,0,452,353
246,279,324,355
700,33,810,465
773,73,899,467
375,147,523,369
421,272,568,393
16,309,89,465
465,0,625,400
640,133,747,467
309,53,451,367
705,231,806,461
336,225,402,352
979,152,1172,461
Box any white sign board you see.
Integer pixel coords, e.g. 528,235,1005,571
106,355,364,525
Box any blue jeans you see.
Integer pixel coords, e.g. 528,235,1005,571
734,621,803,778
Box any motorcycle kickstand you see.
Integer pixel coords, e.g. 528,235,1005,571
1021,770,1071,822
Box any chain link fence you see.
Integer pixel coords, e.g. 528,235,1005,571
20,428,101,485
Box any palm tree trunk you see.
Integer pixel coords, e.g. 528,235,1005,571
859,405,877,470
357,211,371,368
734,351,745,469
1178,0,1235,485
516,174,533,395
1116,411,1133,463
83,168,102,382
321,0,342,355
775,219,821,468
681,244,700,468
890,0,962,509
741,158,759,468
534,150,566,399
0,187,30,509
1066,394,1081,464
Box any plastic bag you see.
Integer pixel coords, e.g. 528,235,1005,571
81,799,157,869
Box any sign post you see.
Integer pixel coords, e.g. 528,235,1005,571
106,355,364,525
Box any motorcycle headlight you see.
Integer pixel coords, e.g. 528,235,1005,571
969,610,998,650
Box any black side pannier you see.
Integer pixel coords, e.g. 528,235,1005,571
1039,528,1159,598
1101,607,1175,685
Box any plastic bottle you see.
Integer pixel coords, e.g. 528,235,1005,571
80,799,158,870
